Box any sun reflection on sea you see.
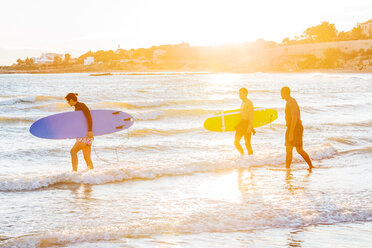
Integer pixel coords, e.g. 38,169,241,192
198,171,243,203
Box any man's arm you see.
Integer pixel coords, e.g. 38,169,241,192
81,104,93,137
247,101,254,133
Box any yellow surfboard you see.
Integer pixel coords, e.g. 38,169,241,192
204,108,278,132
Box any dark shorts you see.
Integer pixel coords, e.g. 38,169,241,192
235,120,251,139
285,123,303,147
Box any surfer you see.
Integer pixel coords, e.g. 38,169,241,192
65,93,94,171
281,87,313,170
234,88,255,156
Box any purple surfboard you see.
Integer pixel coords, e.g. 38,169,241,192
30,110,134,139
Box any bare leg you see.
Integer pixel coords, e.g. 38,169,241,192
234,131,244,155
70,142,84,172
286,146,294,169
295,146,313,169
244,131,253,155
82,145,94,170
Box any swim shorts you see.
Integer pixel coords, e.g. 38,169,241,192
76,137,94,146
235,120,251,138
285,122,303,147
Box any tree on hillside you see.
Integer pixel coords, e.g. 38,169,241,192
16,59,23,65
337,31,350,41
24,57,34,65
303,21,338,42
282,37,290,44
350,26,366,40
321,48,343,68
63,53,71,64
53,56,63,65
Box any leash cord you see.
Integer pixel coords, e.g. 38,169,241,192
92,128,131,165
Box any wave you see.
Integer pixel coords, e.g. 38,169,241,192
0,108,213,124
2,188,371,247
0,116,36,123
322,120,372,128
101,100,167,109
328,137,357,145
0,95,60,105
130,127,201,137
351,120,372,127
132,110,164,120
310,73,368,81
133,108,218,121
32,102,69,111
340,146,372,155
0,143,337,192
235,143,337,168
100,99,234,109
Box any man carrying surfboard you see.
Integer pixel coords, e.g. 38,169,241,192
281,87,313,170
234,88,255,156
65,93,94,171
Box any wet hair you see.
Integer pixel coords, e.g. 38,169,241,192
281,87,290,95
239,88,248,96
65,93,78,102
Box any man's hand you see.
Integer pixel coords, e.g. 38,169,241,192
87,131,93,138
247,126,253,134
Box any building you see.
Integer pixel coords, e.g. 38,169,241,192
33,53,64,64
358,19,372,38
84,57,95,65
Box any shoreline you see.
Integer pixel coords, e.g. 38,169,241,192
1,68,371,75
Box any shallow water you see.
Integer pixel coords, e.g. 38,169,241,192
0,73,371,247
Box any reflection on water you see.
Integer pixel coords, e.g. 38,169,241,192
287,228,305,248
238,168,255,194
69,183,93,199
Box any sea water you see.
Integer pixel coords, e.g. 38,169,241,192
0,73,371,247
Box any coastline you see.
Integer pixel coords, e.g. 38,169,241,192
1,68,371,74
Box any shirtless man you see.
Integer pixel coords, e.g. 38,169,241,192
65,93,94,172
281,87,313,170
234,88,255,156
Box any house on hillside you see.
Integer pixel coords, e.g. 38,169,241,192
33,53,64,64
358,19,372,38
84,57,95,65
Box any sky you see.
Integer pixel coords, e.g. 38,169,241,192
0,0,371,65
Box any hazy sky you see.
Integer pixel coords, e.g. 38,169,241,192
0,0,371,65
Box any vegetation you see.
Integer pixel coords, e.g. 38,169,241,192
282,21,367,45
2,21,371,73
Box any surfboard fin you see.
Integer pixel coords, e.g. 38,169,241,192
112,111,121,115
123,118,132,122
116,125,125,129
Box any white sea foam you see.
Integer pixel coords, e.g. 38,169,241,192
235,143,337,168
132,110,165,120
0,144,337,192
101,100,166,109
100,99,234,110
2,193,371,248
0,96,36,105
0,115,38,123
310,73,368,81
0,95,60,106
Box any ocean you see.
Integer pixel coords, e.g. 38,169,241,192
0,73,371,247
